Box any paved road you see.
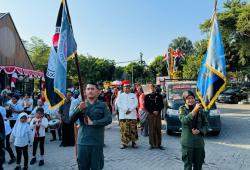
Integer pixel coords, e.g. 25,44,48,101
4,103,250,170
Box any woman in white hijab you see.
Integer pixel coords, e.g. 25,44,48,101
10,112,33,170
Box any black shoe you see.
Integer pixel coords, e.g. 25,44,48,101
38,160,44,166
14,166,21,170
59,137,62,140
120,144,126,149
158,146,165,150
59,143,65,147
50,138,56,141
132,142,138,149
22,166,28,170
8,157,16,164
30,157,36,165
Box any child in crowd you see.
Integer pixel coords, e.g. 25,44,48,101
0,97,16,164
30,108,48,166
10,112,33,170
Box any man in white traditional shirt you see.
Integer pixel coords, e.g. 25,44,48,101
116,83,138,149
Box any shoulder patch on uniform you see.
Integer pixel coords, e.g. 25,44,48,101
179,105,186,111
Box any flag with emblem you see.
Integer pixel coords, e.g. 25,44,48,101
196,12,226,110
45,0,77,109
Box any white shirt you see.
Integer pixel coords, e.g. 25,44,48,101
23,98,33,111
48,107,59,119
10,123,33,147
18,98,24,107
116,92,138,120
0,106,12,135
69,96,82,118
8,101,24,120
30,117,48,137
7,99,12,105
43,102,49,114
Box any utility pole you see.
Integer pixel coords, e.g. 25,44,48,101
139,52,143,64
131,65,134,85
138,52,146,84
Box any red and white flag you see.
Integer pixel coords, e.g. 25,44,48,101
162,54,168,61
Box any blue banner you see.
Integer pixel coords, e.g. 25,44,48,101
196,13,226,110
45,0,77,109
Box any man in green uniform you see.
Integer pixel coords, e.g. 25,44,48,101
179,90,208,170
70,82,112,170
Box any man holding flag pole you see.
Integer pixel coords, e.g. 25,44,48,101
45,1,112,169
44,0,82,164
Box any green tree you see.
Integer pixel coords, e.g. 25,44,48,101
168,37,194,56
113,66,125,80
193,39,208,56
182,39,208,79
149,56,168,76
183,55,203,79
124,62,143,84
27,36,50,71
148,55,168,82
200,0,250,71
68,55,116,85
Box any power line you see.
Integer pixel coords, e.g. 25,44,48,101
115,59,140,64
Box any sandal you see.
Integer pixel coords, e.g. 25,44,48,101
120,144,126,149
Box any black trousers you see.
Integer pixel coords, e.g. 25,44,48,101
33,137,45,156
5,134,15,159
16,145,28,167
9,120,16,128
0,141,4,168
61,122,75,146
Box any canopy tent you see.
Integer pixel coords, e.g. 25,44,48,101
0,66,44,78
112,80,122,87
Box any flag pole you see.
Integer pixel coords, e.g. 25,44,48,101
73,52,84,158
214,0,217,12
74,52,85,101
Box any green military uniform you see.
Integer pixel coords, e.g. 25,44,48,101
73,100,112,170
179,104,208,170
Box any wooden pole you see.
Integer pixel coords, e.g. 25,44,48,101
74,53,85,101
73,52,84,158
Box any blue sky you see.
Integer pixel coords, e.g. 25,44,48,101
2,0,227,65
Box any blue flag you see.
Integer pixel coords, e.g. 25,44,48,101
196,13,226,110
45,0,77,109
